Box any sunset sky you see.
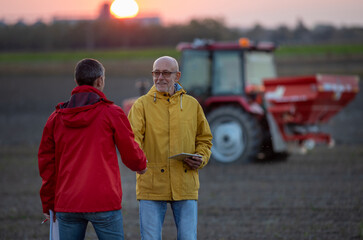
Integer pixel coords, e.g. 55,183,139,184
1,0,362,28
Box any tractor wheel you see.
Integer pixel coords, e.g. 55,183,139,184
207,106,262,163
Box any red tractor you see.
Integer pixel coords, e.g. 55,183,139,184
124,38,359,163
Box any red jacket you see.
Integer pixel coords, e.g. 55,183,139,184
38,85,146,214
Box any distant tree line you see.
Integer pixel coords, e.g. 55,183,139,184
0,18,362,51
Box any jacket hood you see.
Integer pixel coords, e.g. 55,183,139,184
56,85,113,128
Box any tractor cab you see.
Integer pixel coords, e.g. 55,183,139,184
177,38,277,108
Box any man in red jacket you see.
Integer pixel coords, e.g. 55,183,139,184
38,58,147,240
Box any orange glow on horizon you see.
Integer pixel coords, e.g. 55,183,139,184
110,0,139,19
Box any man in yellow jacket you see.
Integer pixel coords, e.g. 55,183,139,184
128,56,212,240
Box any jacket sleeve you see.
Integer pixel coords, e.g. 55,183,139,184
38,113,57,214
111,105,147,171
195,104,213,169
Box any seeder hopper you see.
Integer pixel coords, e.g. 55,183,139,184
264,74,359,148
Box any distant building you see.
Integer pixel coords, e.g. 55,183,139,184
52,1,161,26
98,2,112,20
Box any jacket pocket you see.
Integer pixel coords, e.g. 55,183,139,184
137,170,153,191
183,169,200,192
152,164,169,193
137,164,168,193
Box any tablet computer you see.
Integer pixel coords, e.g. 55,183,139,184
169,153,202,161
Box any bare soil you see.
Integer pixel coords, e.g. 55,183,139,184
0,145,362,240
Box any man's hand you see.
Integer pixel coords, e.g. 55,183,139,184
183,155,203,170
137,168,147,174
43,212,56,222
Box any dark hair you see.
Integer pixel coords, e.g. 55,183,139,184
74,58,105,86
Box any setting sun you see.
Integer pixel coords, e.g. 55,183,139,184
110,0,139,19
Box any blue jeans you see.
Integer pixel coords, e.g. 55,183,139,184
139,200,198,240
57,210,124,240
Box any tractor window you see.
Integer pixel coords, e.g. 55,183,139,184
245,52,276,86
212,51,243,95
180,50,210,96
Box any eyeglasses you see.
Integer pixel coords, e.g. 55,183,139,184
151,71,177,78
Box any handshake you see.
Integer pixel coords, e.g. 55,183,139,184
137,159,148,174
137,168,147,174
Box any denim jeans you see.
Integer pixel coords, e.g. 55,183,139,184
139,200,198,240
57,210,124,240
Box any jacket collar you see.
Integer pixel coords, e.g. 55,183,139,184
147,83,186,99
71,85,107,99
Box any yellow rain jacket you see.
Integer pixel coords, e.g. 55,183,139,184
128,84,212,201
